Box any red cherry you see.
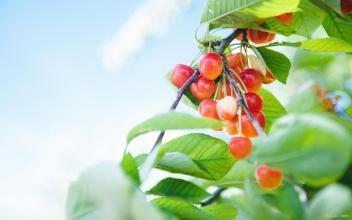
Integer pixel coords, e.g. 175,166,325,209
216,96,238,121
199,52,223,80
241,111,266,138
171,64,194,88
262,70,276,84
275,13,293,25
245,93,264,114
198,99,219,119
341,0,352,15
256,164,283,190
240,69,263,93
227,53,246,74
224,118,238,135
190,77,216,100
228,137,253,159
247,30,276,44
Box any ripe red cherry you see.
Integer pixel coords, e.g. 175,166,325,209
275,13,293,25
240,69,263,93
245,93,264,114
198,99,219,119
190,77,216,100
341,0,352,15
263,70,276,84
216,96,238,121
241,111,266,138
247,30,276,44
256,164,283,190
224,118,238,135
227,53,246,74
171,64,194,88
228,137,253,159
199,52,223,80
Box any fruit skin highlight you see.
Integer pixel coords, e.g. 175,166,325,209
171,64,194,88
199,52,224,80
198,99,219,119
245,93,264,114
240,69,263,93
190,76,216,100
256,164,283,190
228,137,253,159
216,96,238,121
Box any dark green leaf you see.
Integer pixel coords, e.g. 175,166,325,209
127,112,223,144
148,177,209,203
121,153,141,185
157,133,236,180
323,11,352,45
253,114,352,186
254,47,291,83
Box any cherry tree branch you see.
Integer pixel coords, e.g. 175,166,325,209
200,187,226,207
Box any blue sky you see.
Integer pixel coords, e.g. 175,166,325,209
0,0,206,219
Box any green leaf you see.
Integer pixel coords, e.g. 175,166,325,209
157,133,236,180
121,153,141,185
285,85,325,113
259,88,287,132
153,197,215,220
290,0,325,38
127,112,223,144
320,0,342,14
200,0,300,29
253,114,352,186
254,47,291,83
323,11,352,45
300,38,352,52
205,160,255,187
148,177,209,203
307,184,352,220
134,154,148,167
202,203,237,220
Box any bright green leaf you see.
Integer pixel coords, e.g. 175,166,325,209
301,38,352,52
127,112,223,144
259,88,287,132
253,114,352,186
121,153,141,185
254,47,291,83
157,133,236,180
148,177,209,203
153,197,215,220
307,184,352,220
202,203,238,220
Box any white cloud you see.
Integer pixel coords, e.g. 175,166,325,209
101,0,191,72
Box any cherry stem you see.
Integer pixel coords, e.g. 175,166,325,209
200,187,226,207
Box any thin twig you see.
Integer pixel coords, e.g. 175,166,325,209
200,187,226,207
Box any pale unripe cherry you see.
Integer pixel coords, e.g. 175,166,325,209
216,96,238,121
248,55,266,77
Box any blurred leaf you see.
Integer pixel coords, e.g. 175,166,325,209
307,184,352,220
292,50,334,70
300,38,352,52
200,0,300,29
202,203,237,220
259,88,287,132
254,47,291,84
134,154,148,167
320,0,342,14
286,85,325,113
153,197,215,220
157,133,236,180
148,177,209,203
121,153,140,185
127,112,223,144
323,11,352,45
253,114,352,186
204,160,255,187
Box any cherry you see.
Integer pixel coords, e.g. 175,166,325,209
275,13,293,25
240,69,263,93
198,99,219,119
228,137,253,159
262,70,276,84
190,76,216,100
224,118,238,135
241,111,266,138
256,164,283,190
245,93,264,114
171,64,194,88
199,52,223,80
216,96,238,121
227,53,247,74
247,30,276,44
341,0,352,15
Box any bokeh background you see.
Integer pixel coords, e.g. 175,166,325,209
1,0,351,220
